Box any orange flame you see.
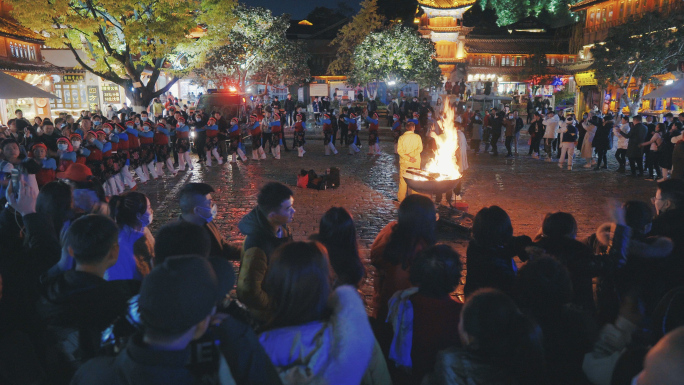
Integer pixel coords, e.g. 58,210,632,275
425,96,462,180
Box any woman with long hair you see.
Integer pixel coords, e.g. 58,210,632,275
106,191,154,280
313,207,365,288
258,241,389,385
371,194,437,321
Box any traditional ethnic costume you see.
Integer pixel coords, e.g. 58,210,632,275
227,117,248,163
125,122,148,182
57,137,75,173
96,129,118,196
154,122,176,175
322,114,338,156
365,112,380,155
248,115,266,160
117,123,137,189
32,143,56,188
139,121,158,180
70,133,89,165
203,117,223,166
345,113,360,154
293,113,306,158
270,114,283,160
84,131,105,184
175,117,194,171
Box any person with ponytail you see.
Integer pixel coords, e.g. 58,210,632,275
106,191,154,281
428,289,546,384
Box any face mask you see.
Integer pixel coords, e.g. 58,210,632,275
141,117,148,122
93,121,101,126
143,126,150,132
103,127,111,134
127,125,134,129
139,211,153,228
58,143,68,151
196,117,202,122
72,141,81,149
87,137,95,143
60,123,66,129
428,114,432,118
196,204,217,223
509,115,514,119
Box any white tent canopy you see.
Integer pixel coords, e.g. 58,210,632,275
644,78,684,99
0,71,59,100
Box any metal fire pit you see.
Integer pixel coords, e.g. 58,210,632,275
403,168,461,195
404,177,461,195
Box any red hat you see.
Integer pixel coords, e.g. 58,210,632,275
157,122,166,129
143,121,152,127
70,133,83,141
102,122,113,131
85,130,96,138
393,114,400,120
349,113,356,118
176,117,186,124
57,137,73,152
125,120,135,127
115,123,125,131
95,130,107,137
372,112,379,119
168,106,176,111
208,117,217,125
273,113,280,120
413,112,419,118
230,117,238,124
323,113,330,119
296,113,303,120
31,142,47,152
56,163,92,182
250,114,257,120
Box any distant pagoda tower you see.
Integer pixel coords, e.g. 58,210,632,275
416,0,476,80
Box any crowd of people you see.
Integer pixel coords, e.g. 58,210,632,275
462,106,684,178
2,116,684,385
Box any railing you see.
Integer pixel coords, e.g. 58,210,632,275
583,3,683,33
429,26,474,33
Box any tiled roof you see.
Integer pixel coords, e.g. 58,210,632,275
0,56,62,73
569,0,608,12
417,0,477,9
465,38,570,55
0,16,44,42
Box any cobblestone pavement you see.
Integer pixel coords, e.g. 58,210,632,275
137,133,656,310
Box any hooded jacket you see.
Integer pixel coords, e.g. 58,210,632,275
236,207,292,321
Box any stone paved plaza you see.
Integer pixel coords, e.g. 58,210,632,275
137,134,656,309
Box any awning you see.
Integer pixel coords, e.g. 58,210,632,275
0,71,59,99
644,79,684,99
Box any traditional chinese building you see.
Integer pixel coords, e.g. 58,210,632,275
416,0,577,98
565,0,683,114
0,0,61,123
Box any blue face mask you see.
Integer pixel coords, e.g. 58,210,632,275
58,143,68,151
141,117,148,122
93,121,101,126
195,204,217,223
139,211,153,228
127,125,134,129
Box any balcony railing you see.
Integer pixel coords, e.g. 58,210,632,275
583,3,682,33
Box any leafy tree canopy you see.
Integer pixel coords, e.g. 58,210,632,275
590,12,684,115
479,0,580,26
348,25,442,95
194,4,309,90
9,0,236,109
327,0,385,75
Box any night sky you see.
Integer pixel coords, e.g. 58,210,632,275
244,0,360,19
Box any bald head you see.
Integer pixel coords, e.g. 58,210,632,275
636,326,684,385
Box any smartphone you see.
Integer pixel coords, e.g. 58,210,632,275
10,168,20,198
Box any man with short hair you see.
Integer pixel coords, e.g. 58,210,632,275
397,121,423,202
37,215,140,383
178,183,240,261
237,182,294,321
72,256,228,384
14,109,31,136
543,110,560,161
620,115,648,176
284,93,296,128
